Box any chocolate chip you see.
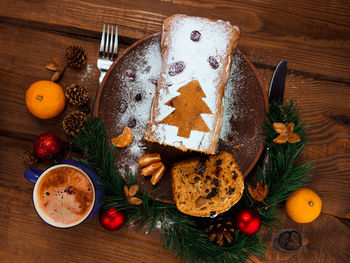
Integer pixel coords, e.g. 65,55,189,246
128,118,137,128
125,69,136,81
215,166,221,177
168,61,185,76
117,100,128,113
208,56,219,69
228,187,235,195
194,176,200,183
46,192,50,196
135,93,142,102
205,189,209,193
206,188,218,199
213,178,219,187
216,159,222,165
190,30,201,41
232,170,238,180
197,156,208,175
206,175,211,180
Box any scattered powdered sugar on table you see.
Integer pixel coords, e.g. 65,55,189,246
104,35,263,177
220,53,259,156
220,54,243,141
109,40,162,173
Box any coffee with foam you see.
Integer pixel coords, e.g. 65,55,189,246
34,165,95,228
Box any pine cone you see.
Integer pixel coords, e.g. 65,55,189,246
65,84,89,106
23,151,38,167
205,216,235,246
65,45,87,68
63,111,87,136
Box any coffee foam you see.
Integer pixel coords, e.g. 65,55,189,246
34,165,95,228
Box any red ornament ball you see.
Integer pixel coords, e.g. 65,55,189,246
34,133,63,159
235,208,261,235
99,208,127,231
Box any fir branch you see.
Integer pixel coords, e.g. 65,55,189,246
248,101,313,227
73,117,266,263
72,101,313,263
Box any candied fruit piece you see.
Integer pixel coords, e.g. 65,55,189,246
168,61,185,76
190,30,201,41
208,56,219,69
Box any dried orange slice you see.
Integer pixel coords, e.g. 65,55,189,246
141,162,162,176
138,153,161,167
151,163,166,185
111,127,133,148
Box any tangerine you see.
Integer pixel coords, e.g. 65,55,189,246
285,188,322,223
111,127,133,148
25,80,66,119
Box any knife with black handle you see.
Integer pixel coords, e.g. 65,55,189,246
262,60,288,175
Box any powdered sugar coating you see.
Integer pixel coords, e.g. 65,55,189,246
145,15,240,154
97,33,266,201
106,41,162,173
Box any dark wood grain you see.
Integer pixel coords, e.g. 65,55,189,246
0,0,349,82
0,0,349,262
261,212,350,263
0,22,128,140
0,135,179,263
256,68,350,219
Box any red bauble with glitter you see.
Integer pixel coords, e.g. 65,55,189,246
34,133,63,159
99,208,127,231
235,208,261,235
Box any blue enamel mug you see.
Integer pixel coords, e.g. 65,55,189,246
24,159,103,228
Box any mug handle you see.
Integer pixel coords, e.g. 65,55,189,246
24,168,44,184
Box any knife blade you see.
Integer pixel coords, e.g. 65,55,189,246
269,60,287,104
261,60,288,177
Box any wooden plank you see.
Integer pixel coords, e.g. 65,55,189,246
0,22,128,141
0,134,349,262
0,135,179,263
0,22,349,218
0,0,349,82
257,68,350,219
261,212,350,263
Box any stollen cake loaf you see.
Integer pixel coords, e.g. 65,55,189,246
144,14,240,154
171,151,244,217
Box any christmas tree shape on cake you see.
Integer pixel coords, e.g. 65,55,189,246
160,80,212,138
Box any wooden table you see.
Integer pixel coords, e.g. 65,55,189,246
0,1,349,262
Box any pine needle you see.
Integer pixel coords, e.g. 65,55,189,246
71,100,313,263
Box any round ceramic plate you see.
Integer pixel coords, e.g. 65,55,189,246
94,33,268,203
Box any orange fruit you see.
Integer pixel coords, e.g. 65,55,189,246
25,80,66,119
111,127,133,147
285,188,322,223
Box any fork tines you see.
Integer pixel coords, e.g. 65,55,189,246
100,24,118,59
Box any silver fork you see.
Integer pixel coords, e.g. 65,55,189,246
97,24,118,86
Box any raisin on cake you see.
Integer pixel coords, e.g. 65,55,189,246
171,152,244,217
144,14,240,154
